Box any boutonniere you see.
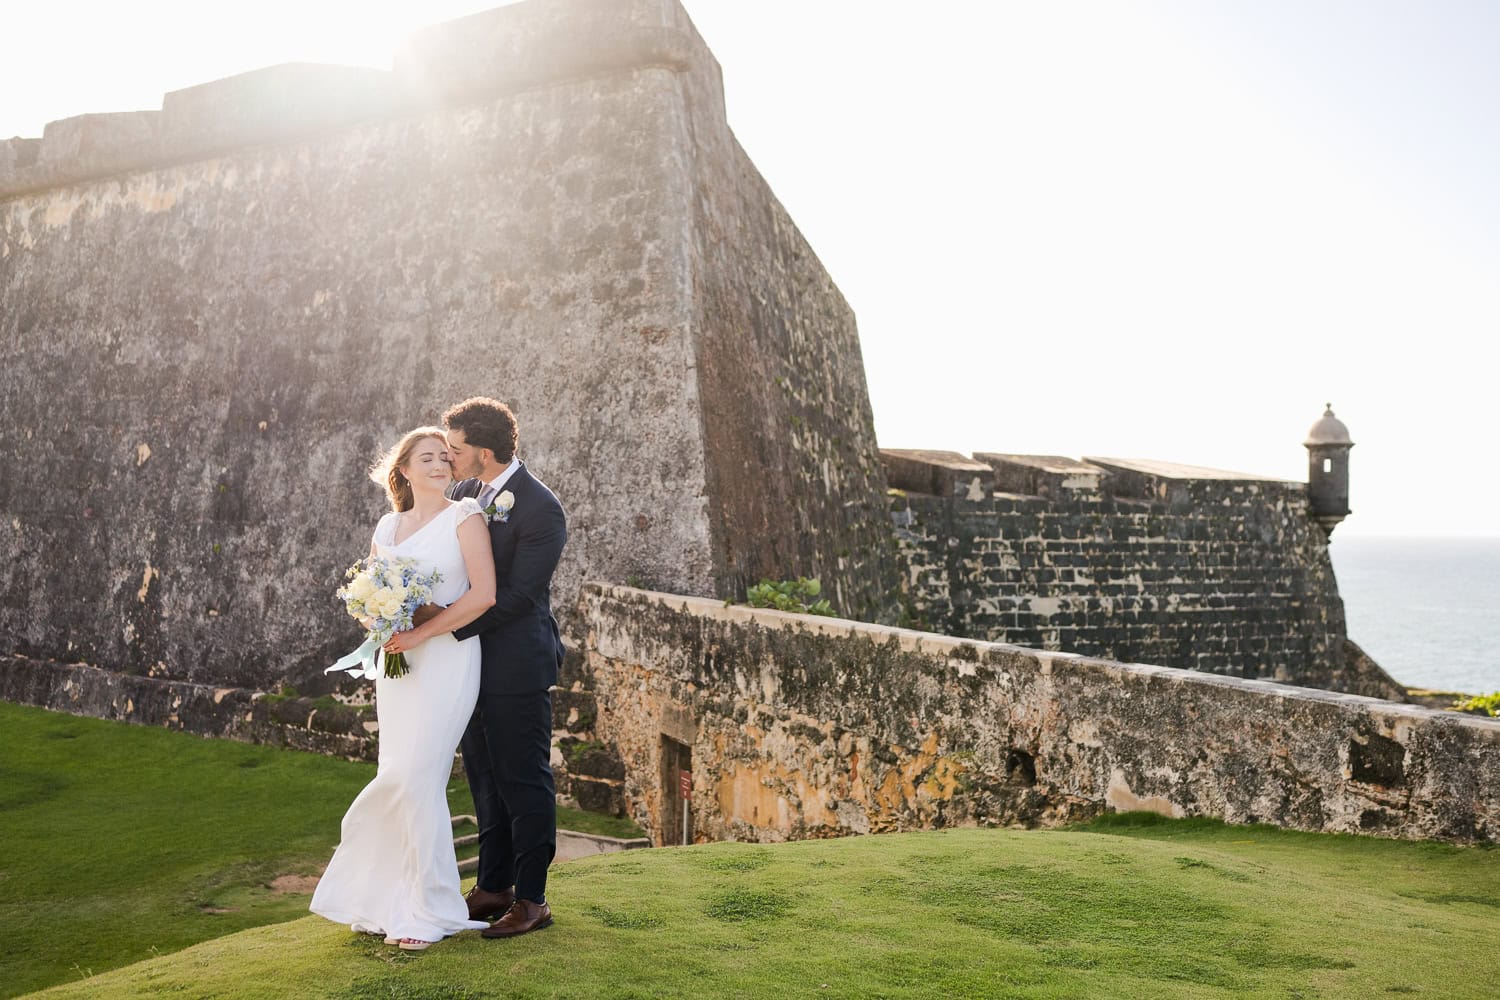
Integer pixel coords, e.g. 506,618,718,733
482,490,516,523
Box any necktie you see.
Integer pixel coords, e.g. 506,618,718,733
478,485,497,508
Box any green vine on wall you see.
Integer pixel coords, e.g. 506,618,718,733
746,578,835,617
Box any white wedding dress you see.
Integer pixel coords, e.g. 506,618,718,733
310,498,489,942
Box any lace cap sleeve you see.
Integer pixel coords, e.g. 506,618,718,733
372,511,399,546
452,497,484,529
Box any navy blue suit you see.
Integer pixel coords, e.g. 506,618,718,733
449,462,566,903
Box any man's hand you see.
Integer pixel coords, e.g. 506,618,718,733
411,603,443,627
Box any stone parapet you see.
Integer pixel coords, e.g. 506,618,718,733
889,458,1346,689
396,0,712,108
579,584,1499,846
0,0,717,201
975,453,1107,498
881,449,993,499
0,66,402,199
0,655,378,759
1086,456,1303,508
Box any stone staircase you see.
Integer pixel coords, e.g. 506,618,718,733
449,813,647,872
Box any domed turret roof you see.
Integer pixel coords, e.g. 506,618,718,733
1304,404,1353,447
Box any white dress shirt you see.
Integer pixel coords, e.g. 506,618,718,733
477,457,521,507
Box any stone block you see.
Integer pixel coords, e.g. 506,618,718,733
160,64,399,149
1334,638,1408,702
570,775,627,815
975,453,1106,498
39,111,160,166
1086,457,1299,508
881,449,992,498
0,137,40,183
560,736,627,781
396,0,703,107
553,688,598,732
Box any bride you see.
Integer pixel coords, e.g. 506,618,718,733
310,427,495,950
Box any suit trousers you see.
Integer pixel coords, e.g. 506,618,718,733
459,689,557,902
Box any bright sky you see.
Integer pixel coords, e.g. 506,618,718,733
4,1,1496,537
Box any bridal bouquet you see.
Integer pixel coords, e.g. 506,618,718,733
324,556,442,680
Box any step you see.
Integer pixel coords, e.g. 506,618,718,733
452,819,649,872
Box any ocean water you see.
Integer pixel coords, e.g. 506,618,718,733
1330,536,1500,695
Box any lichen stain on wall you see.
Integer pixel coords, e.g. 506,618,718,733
46,170,182,227
1104,767,1185,819
715,761,809,837
6,158,249,243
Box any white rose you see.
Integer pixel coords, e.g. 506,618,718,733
348,575,376,600
497,490,515,511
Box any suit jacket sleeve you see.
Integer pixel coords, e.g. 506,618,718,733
446,478,480,501
452,498,567,641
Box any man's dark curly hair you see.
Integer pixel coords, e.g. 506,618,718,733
443,397,519,464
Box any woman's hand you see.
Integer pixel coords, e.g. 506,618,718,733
383,627,427,655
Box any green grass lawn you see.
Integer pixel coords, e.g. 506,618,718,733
6,702,1498,999
0,702,637,998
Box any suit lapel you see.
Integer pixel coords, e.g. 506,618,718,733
506,462,533,504
447,477,483,501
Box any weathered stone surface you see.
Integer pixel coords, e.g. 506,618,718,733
890,452,1351,689
553,687,597,734
396,0,697,103
0,0,891,695
0,655,377,759
1338,638,1408,701
158,65,398,149
882,449,992,499
39,112,161,165
579,585,1499,846
975,453,1106,498
0,137,41,176
554,828,651,862
570,775,628,815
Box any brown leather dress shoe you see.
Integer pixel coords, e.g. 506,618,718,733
481,899,552,938
466,884,515,922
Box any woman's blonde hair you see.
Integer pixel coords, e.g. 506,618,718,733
369,426,448,512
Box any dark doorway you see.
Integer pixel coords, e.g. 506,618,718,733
660,735,692,846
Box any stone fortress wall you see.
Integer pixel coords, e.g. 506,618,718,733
0,0,893,700
2,0,1485,847
881,450,1401,699
573,586,1499,846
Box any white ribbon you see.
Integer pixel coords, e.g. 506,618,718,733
324,635,385,681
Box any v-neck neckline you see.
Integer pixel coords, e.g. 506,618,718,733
390,504,450,547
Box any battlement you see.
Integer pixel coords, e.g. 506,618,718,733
0,0,890,691
881,448,1302,505
879,448,1388,696
0,0,720,201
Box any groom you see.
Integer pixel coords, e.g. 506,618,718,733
424,396,567,938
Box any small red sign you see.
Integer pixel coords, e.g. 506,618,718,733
679,771,693,800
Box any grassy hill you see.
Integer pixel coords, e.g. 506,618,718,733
5,702,1497,999
0,701,634,998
